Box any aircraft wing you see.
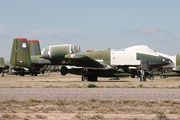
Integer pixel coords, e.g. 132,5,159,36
65,53,106,68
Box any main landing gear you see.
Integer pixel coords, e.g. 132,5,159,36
1,72,4,77
81,75,98,82
140,70,146,82
139,70,154,81
140,76,146,81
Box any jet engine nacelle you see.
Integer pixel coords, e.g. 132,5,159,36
41,44,81,60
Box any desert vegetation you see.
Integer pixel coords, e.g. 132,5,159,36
0,99,180,119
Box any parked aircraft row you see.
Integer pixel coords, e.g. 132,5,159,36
2,38,180,81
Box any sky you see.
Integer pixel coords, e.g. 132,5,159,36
0,0,180,61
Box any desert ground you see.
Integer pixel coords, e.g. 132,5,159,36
1,73,180,120
1,72,180,88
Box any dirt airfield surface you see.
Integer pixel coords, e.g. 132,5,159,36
1,73,180,120
1,72,180,88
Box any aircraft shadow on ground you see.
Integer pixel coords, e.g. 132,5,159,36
95,80,130,82
44,80,130,83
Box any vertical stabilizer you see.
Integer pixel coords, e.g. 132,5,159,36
28,40,41,56
0,57,5,68
176,54,180,66
10,38,31,68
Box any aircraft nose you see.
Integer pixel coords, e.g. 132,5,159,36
162,57,172,64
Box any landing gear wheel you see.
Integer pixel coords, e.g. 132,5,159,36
131,75,135,78
160,76,166,79
149,76,154,80
82,76,98,81
82,76,88,81
140,77,146,81
20,73,24,76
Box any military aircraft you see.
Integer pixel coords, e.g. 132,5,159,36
10,38,172,81
10,38,132,80
61,45,172,81
10,38,45,76
0,57,9,76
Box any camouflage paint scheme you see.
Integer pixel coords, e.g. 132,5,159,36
63,49,171,81
137,53,171,68
175,54,180,70
10,38,44,76
41,45,171,81
0,57,6,68
10,38,172,81
28,40,41,56
10,38,131,80
10,38,31,68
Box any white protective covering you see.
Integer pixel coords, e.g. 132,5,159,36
110,45,159,66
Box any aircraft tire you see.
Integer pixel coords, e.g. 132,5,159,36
149,77,154,80
82,76,88,81
131,75,135,78
82,76,98,82
140,77,146,81
20,74,24,76
160,76,165,79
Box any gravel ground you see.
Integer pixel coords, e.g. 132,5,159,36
1,88,180,101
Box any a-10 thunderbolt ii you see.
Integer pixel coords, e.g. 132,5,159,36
10,38,132,79
10,38,46,76
60,45,172,81
10,38,172,81
0,57,9,76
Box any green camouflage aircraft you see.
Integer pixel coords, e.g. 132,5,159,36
10,38,172,81
10,38,132,80
10,38,45,76
0,57,9,76
59,45,172,81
